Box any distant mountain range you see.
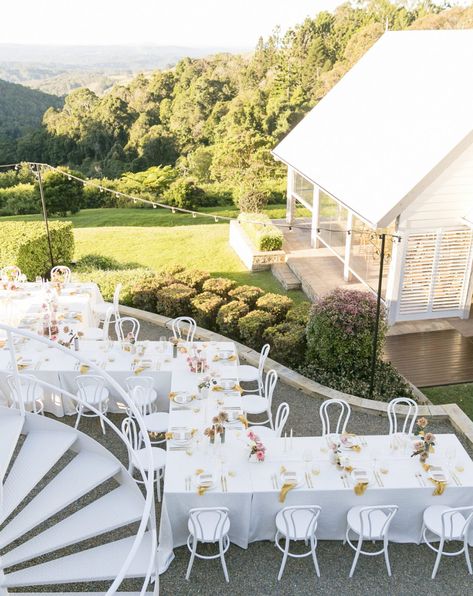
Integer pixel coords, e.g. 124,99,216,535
0,43,249,96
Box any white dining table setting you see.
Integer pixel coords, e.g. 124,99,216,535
157,351,473,573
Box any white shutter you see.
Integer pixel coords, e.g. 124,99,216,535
398,228,473,320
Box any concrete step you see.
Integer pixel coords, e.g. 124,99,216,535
271,263,302,291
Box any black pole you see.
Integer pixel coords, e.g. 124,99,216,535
37,165,55,270
368,233,386,398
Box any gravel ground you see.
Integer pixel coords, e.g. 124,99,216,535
12,318,473,595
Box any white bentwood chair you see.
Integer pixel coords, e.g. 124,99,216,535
345,505,398,577
249,402,289,439
50,265,72,283
7,374,44,415
1,265,21,281
122,417,166,502
244,369,278,429
126,376,159,417
420,505,473,579
141,411,170,446
237,343,270,394
275,505,322,581
82,305,114,341
387,397,419,435
93,282,121,323
186,507,231,582
171,316,197,342
320,398,351,436
74,375,110,435
115,316,141,342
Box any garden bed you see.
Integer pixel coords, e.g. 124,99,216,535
229,219,285,271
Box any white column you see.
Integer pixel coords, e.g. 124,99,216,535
310,185,321,248
344,212,353,281
286,167,295,225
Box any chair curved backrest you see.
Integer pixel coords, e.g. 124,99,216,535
258,344,270,375
358,505,398,540
274,402,289,437
75,374,107,406
113,283,122,312
102,306,114,339
171,317,196,342
440,506,473,540
121,416,141,452
1,265,21,281
51,265,72,283
188,507,230,543
126,376,155,416
115,317,140,342
7,373,42,412
263,369,278,409
319,398,351,436
387,397,418,435
280,505,321,541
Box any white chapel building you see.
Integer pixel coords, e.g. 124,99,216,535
272,30,473,324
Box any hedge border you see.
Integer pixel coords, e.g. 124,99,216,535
118,304,473,447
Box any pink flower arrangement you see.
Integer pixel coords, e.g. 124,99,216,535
247,430,266,462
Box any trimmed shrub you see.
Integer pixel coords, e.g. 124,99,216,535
238,190,268,213
41,167,83,215
263,322,307,368
238,212,283,251
75,268,153,305
228,284,265,307
0,183,39,215
216,300,249,338
286,302,311,326
75,254,127,272
202,277,237,297
163,178,206,209
0,221,74,279
161,264,185,275
298,361,413,402
174,269,211,291
306,288,387,375
256,293,293,322
238,310,275,350
155,283,197,318
131,274,163,312
191,292,226,330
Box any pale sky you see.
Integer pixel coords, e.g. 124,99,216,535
1,0,343,47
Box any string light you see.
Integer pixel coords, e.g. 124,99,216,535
0,162,402,240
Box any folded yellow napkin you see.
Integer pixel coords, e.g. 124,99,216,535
17,363,30,370
238,415,249,428
212,384,243,393
197,484,210,496
79,364,89,374
179,347,188,354
134,367,145,375
429,478,447,496
354,482,369,496
213,354,237,362
212,385,223,391
423,463,431,472
74,314,83,321
165,432,174,440
350,445,362,453
279,482,297,503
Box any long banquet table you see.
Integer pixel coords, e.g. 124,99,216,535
157,343,473,573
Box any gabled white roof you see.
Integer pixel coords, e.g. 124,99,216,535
273,30,473,228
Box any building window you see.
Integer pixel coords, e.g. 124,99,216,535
293,172,314,206
318,191,348,259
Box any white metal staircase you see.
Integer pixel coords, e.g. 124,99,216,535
0,325,159,595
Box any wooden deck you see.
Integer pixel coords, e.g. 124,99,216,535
384,329,473,388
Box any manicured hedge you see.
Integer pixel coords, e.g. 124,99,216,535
228,284,265,307
191,291,226,330
0,221,74,279
263,321,307,369
216,300,249,338
202,277,237,296
256,293,293,322
238,310,275,350
156,283,197,318
238,212,283,251
76,267,153,305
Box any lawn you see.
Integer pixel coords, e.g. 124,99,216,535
3,206,309,301
423,384,473,421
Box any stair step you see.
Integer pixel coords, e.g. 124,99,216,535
2,532,153,586
2,485,144,567
271,262,302,290
0,451,121,549
0,409,23,482
1,429,77,524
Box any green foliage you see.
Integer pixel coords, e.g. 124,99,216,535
286,302,311,326
41,167,84,215
0,221,73,279
74,253,129,272
174,269,211,290
0,183,38,215
238,309,275,350
155,283,197,318
263,321,306,368
228,284,265,307
237,190,268,213
238,212,283,251
163,178,206,209
256,293,293,322
216,300,249,337
202,276,237,296
191,291,226,329
131,275,163,312
75,267,152,305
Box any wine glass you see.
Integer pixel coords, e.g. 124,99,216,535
445,446,456,470
303,448,313,471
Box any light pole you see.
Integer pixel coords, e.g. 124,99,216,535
36,164,55,271
368,233,386,398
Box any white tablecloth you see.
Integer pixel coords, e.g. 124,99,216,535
158,371,473,574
